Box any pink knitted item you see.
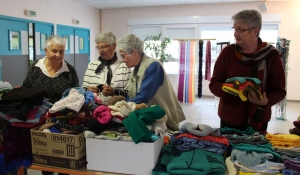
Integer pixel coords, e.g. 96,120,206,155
93,105,112,124
49,89,84,113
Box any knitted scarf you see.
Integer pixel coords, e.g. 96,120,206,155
197,40,203,98
234,37,277,91
235,37,278,130
94,52,118,86
205,40,211,81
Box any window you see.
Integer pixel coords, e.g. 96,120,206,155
9,31,20,50
131,26,162,60
164,27,196,74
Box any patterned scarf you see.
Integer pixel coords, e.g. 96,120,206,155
94,52,118,86
234,37,278,91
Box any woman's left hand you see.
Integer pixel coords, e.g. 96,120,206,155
248,91,268,107
102,85,115,96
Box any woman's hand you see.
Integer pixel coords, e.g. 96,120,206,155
102,85,115,96
248,91,268,107
86,86,100,93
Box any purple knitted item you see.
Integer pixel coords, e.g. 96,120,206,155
0,153,32,175
3,126,31,163
285,159,300,173
205,40,211,81
177,40,185,102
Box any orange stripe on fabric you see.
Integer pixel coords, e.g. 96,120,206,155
189,41,194,103
256,42,268,51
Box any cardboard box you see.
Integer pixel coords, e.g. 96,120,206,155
86,137,164,175
31,125,87,170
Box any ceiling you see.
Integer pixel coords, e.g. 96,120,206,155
70,0,292,10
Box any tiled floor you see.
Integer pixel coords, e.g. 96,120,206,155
27,98,300,175
180,98,298,134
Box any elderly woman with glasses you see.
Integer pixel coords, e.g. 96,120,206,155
209,9,286,132
82,31,131,104
102,33,185,131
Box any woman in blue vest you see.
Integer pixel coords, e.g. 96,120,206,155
102,33,185,131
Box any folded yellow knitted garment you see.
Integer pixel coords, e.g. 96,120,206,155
266,133,300,148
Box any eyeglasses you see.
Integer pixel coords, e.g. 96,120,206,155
95,44,111,51
231,27,250,34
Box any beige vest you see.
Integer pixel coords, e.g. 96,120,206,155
128,55,186,131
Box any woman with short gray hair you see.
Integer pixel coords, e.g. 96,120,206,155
45,35,66,49
209,9,286,132
82,31,131,104
94,31,116,45
102,33,186,131
231,9,262,37
116,33,144,55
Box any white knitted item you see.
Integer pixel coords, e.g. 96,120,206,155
152,121,168,132
108,101,136,118
0,81,13,89
226,156,238,175
49,89,84,113
154,127,166,137
84,130,96,138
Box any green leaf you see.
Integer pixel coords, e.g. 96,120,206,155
143,31,173,63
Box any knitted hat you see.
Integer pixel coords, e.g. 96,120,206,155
93,105,112,124
183,122,212,136
49,89,84,113
231,149,273,167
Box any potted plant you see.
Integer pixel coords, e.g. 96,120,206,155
144,32,173,63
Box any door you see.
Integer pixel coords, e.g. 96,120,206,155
0,18,29,87
74,28,90,86
34,22,54,60
57,25,75,66
57,25,90,86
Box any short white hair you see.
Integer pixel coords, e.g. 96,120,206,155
117,34,144,55
45,35,66,49
94,31,116,44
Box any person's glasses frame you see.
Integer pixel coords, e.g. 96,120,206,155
95,44,111,51
231,27,252,34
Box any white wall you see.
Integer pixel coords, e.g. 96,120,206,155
100,1,300,101
0,0,101,62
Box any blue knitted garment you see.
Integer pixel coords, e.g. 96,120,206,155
0,153,32,175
